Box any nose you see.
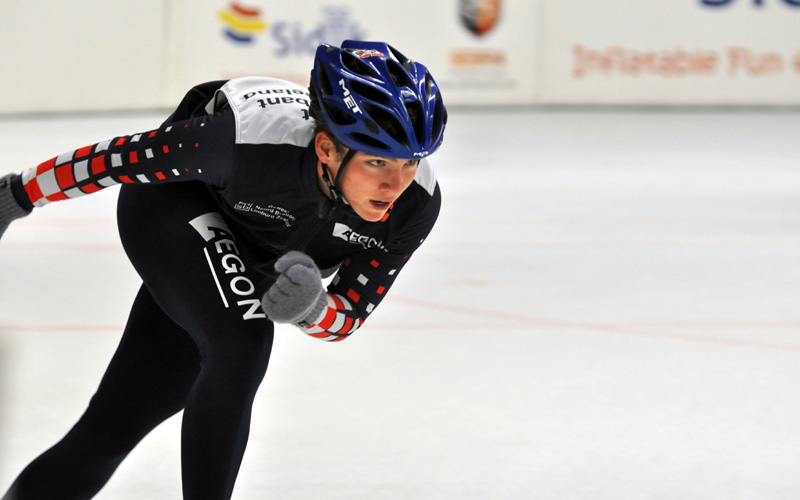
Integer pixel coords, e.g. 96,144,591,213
380,166,404,195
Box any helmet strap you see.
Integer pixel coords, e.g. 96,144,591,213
321,148,357,210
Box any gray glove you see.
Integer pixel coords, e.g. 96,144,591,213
261,251,327,326
0,174,31,240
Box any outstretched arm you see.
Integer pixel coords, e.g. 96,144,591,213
0,108,235,242
17,110,236,209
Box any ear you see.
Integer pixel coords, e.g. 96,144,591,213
314,131,339,164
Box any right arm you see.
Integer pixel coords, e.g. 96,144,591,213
17,109,236,210
0,108,236,240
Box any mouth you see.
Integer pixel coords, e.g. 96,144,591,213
369,200,392,210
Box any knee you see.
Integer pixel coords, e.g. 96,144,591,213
69,409,155,458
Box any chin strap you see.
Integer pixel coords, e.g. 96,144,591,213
321,149,358,211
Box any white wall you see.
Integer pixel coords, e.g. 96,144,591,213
0,1,167,113
1,0,798,113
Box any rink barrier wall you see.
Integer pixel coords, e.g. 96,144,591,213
1,0,798,114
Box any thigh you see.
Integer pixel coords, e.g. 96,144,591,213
71,284,200,448
117,182,272,356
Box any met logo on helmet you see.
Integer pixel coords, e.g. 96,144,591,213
338,79,362,114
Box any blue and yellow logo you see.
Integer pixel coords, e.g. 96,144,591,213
218,2,267,44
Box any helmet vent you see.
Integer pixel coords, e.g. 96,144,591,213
350,80,392,106
362,101,409,148
325,103,358,126
341,52,377,79
386,60,410,88
432,95,446,141
365,119,380,134
316,59,334,96
405,101,425,146
349,132,391,152
424,71,433,99
387,45,412,71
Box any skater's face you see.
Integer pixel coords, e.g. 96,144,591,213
315,132,419,222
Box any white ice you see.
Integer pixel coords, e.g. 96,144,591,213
1,107,799,500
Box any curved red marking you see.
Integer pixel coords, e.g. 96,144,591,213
230,2,260,17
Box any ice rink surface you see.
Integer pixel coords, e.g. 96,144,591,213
0,106,798,499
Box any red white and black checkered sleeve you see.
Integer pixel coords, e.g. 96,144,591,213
300,184,442,342
16,111,235,208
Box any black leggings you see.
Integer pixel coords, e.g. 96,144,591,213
3,182,274,500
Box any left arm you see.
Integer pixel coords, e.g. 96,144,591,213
262,182,442,342
303,184,442,342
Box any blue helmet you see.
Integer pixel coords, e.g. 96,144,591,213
309,40,447,159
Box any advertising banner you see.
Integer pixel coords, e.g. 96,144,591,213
539,0,800,105
166,0,540,106
5,1,799,112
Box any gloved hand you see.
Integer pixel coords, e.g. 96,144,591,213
261,251,327,326
0,174,31,241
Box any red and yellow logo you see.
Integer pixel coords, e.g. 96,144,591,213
218,2,267,44
459,0,502,37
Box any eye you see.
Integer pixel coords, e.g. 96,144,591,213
368,159,386,167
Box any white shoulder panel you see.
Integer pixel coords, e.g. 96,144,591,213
215,77,314,147
414,158,437,196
